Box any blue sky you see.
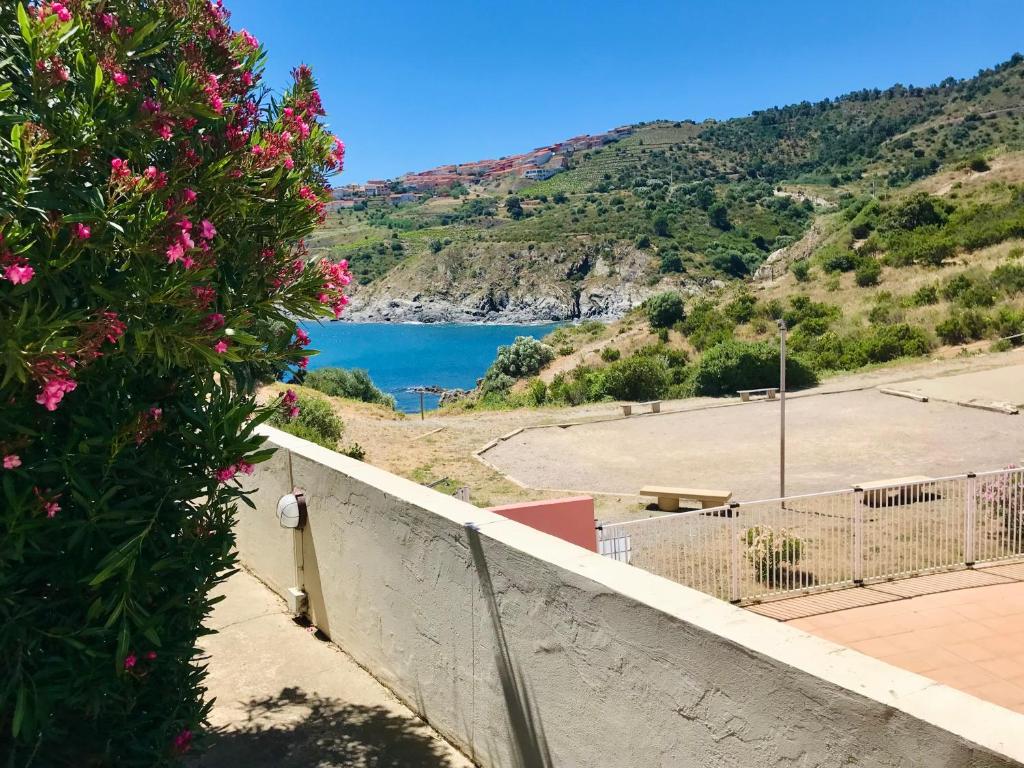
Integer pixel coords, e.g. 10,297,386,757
231,1,1024,184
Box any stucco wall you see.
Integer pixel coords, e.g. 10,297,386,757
236,427,1024,768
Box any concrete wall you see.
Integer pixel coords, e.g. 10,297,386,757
487,496,596,552
237,427,1024,768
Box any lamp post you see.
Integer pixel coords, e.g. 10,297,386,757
778,319,787,500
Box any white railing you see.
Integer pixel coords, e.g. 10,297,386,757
597,467,1024,604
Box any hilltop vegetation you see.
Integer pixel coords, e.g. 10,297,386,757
311,54,1024,325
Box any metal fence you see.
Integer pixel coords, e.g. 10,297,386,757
597,468,1024,604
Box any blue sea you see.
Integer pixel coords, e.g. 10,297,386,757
300,322,563,412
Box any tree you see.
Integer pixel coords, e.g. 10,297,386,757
0,3,350,763
708,202,731,230
505,195,524,219
652,213,670,237
645,292,686,329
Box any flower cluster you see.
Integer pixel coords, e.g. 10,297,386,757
317,259,353,318
214,460,255,484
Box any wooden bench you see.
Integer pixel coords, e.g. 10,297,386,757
737,388,778,402
639,485,732,512
620,400,661,416
855,475,936,507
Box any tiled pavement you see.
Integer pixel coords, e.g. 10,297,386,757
749,563,1024,714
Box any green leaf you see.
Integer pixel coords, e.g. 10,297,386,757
12,684,26,737
93,63,102,96
0,83,13,103
128,19,159,49
16,4,32,44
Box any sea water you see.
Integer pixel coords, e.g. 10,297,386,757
301,322,563,412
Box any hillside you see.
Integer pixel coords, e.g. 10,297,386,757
310,54,1024,323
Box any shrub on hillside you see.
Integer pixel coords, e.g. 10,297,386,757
936,309,990,344
0,4,350,763
690,340,817,396
993,262,1024,295
600,346,621,362
681,299,736,351
909,284,939,306
725,292,758,324
818,244,858,273
481,336,555,394
268,394,344,448
304,367,395,408
601,354,670,402
854,257,882,286
645,291,686,329
856,324,932,363
992,306,1024,343
790,259,811,282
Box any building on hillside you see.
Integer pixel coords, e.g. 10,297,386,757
388,192,420,206
364,180,390,196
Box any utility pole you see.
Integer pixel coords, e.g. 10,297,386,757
778,319,787,500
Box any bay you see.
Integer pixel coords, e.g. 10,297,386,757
301,322,563,412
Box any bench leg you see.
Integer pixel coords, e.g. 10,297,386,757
621,405,632,416
651,403,661,413
740,393,750,402
767,391,777,400
657,496,680,512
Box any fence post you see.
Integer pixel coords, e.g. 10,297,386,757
729,503,741,604
853,488,864,585
965,472,977,567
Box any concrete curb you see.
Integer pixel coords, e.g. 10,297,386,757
879,388,929,403
958,400,1020,415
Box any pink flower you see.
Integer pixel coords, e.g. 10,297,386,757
287,405,300,419
123,653,137,670
173,729,193,754
237,461,255,475
282,388,298,406
98,12,115,31
165,242,185,264
36,378,76,411
294,328,311,347
283,156,294,170
214,339,229,354
4,264,34,284
3,454,21,470
238,29,259,49
73,223,91,240
200,313,225,331
112,71,128,87
200,220,217,240
183,188,197,204
298,357,309,370
43,500,60,518
215,465,237,483
145,651,157,660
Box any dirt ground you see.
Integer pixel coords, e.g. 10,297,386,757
269,346,1024,524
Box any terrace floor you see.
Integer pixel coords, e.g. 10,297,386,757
748,562,1024,714
192,570,472,768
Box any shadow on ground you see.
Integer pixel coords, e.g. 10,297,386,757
192,686,460,768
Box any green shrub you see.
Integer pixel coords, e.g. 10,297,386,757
0,5,350,762
485,336,555,381
682,299,735,351
942,271,996,307
725,292,758,324
936,309,989,344
790,259,811,282
343,442,367,461
969,157,991,172
819,245,857,273
269,395,344,448
993,263,1024,295
601,354,670,401
526,378,548,405
992,306,1024,342
909,284,939,306
856,324,932,363
600,346,621,362
646,291,686,329
304,367,395,408
783,295,841,330
854,257,882,286
690,340,817,396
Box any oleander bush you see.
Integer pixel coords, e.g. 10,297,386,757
0,1,350,764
